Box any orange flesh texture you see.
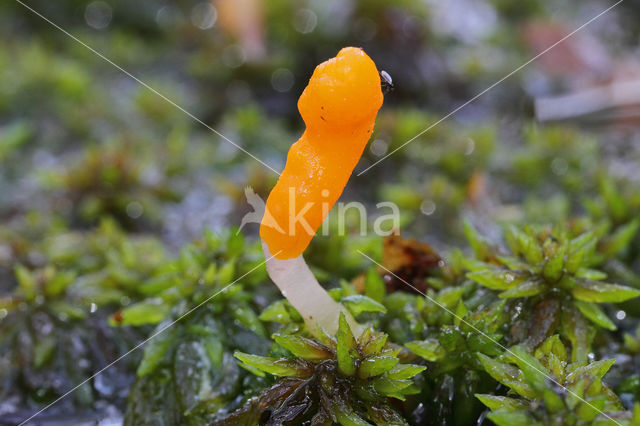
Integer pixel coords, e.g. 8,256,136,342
260,47,383,259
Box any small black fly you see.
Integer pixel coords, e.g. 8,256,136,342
380,70,394,94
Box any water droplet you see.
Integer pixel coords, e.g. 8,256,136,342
370,139,388,157
464,138,475,155
126,201,143,219
191,2,217,30
616,310,626,320
271,68,294,93
90,303,98,313
293,9,317,34
85,1,112,30
420,200,436,215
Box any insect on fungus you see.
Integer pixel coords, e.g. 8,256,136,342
380,70,393,94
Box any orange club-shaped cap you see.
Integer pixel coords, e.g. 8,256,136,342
260,47,384,259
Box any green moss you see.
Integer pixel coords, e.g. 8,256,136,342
217,313,424,425
476,335,638,426
463,222,640,361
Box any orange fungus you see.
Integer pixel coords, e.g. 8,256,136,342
260,47,384,259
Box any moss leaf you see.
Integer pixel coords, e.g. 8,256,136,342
386,364,427,380
341,295,387,316
508,345,548,393
137,328,176,377
499,279,547,298
336,312,357,376
601,219,640,258
234,352,311,378
259,300,291,324
542,244,566,282
487,409,542,426
372,376,413,395
467,269,524,290
112,299,170,326
477,353,534,399
273,334,332,362
572,280,640,303
15,264,37,302
361,331,387,356
358,356,399,379
567,359,616,382
475,394,527,411
406,338,446,362
574,300,616,331
334,403,370,426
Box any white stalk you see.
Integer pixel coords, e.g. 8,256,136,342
262,240,362,337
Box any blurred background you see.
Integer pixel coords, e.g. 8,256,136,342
2,0,640,424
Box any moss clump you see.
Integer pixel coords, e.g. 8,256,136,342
217,313,425,425
476,334,639,426
463,223,640,362
117,230,278,425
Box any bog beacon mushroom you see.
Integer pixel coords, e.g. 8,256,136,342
260,47,384,335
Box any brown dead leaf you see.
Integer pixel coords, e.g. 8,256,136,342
380,234,441,294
